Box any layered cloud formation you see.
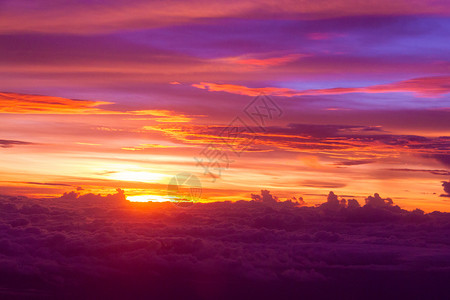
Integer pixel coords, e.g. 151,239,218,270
193,76,450,97
1,0,448,34
1,190,450,299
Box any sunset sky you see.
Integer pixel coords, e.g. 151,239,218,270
0,0,449,212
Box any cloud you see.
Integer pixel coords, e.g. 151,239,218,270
148,122,450,162
58,188,127,202
0,139,33,148
192,82,298,97
0,189,449,298
0,92,197,124
193,76,450,97
333,160,375,166
364,193,394,208
22,182,72,187
219,54,305,67
301,180,346,189
121,143,178,151
0,92,112,114
387,168,450,176
1,0,448,34
128,110,194,122
432,154,450,168
319,191,341,210
441,181,450,197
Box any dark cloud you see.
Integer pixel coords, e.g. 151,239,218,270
0,190,449,299
441,181,450,197
364,193,394,208
302,180,346,188
265,123,383,138
0,139,33,148
433,154,450,168
387,168,450,176
251,189,304,207
333,160,375,166
22,182,72,187
154,123,450,164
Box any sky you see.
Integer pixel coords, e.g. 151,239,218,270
0,0,449,212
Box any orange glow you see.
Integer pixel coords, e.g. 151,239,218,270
221,54,305,67
127,194,171,202
0,92,113,114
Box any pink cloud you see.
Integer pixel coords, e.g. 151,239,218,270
192,76,450,97
1,0,448,34
222,54,305,67
308,33,333,40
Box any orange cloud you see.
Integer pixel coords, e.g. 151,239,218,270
0,92,113,114
129,110,194,122
146,123,450,163
0,92,196,123
121,144,178,151
222,54,305,67
191,83,296,97
192,76,450,97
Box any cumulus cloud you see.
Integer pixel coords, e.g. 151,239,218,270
441,181,450,197
364,193,394,208
0,189,449,299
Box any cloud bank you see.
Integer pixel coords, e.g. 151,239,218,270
0,190,449,299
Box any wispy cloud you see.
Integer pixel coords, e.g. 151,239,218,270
0,92,197,122
0,139,34,148
0,92,113,114
193,76,450,97
219,54,306,67
1,0,448,34
146,123,450,162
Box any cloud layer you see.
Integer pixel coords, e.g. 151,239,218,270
1,0,448,34
193,76,450,97
0,190,450,299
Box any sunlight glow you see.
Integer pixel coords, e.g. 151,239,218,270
109,171,168,183
127,195,171,202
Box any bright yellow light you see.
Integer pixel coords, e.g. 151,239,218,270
127,195,171,202
109,171,168,183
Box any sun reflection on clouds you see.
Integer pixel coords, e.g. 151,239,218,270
126,194,170,202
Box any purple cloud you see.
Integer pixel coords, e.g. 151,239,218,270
0,190,449,298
